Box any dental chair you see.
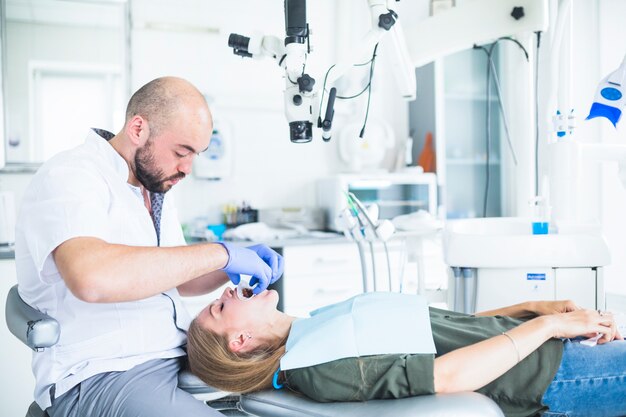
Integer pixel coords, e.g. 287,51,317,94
6,285,504,417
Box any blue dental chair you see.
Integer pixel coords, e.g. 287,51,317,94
5,285,504,417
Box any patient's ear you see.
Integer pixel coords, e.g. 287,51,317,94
229,332,254,353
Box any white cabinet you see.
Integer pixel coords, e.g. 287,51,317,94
555,268,600,311
281,243,363,317
471,266,601,312
475,267,555,312
0,259,36,417
280,238,449,317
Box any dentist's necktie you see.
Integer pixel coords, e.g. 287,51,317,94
150,192,186,333
150,192,164,246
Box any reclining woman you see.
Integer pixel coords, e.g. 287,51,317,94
186,288,625,417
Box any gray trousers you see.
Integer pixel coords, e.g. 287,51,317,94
46,358,223,417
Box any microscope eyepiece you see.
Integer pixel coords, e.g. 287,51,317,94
228,33,253,58
289,121,313,143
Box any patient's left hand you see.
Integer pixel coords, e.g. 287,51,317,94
531,300,581,316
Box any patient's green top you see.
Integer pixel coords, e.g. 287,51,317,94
285,307,563,417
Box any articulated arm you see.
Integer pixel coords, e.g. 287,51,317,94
227,0,412,143
405,0,548,68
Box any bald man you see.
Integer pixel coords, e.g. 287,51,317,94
15,77,283,417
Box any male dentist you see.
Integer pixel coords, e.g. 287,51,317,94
15,76,283,417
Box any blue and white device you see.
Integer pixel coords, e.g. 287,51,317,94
587,54,626,127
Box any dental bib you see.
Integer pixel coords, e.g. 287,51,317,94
280,292,436,371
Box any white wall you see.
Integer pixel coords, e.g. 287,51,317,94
2,0,622,254
530,0,626,296
0,0,415,224
535,0,602,223
130,0,338,222
535,0,626,296
598,0,626,296
4,0,126,163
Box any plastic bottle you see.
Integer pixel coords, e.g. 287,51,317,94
530,196,550,235
417,132,436,173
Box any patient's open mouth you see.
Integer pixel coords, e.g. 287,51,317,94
241,287,253,298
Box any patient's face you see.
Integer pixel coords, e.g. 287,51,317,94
197,287,279,339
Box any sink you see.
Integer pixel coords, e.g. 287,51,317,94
444,217,610,268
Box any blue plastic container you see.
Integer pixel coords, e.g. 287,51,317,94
532,222,549,235
208,224,227,240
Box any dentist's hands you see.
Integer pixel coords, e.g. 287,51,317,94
246,244,285,289
218,243,284,294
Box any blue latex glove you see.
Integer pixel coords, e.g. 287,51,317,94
246,244,284,289
219,242,272,293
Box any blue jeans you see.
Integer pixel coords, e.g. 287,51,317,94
541,338,626,417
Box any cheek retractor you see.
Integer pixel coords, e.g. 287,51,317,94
236,275,255,301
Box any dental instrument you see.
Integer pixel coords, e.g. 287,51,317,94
586,53,626,127
335,192,396,293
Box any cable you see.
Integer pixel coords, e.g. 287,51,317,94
359,43,378,138
534,32,542,197
318,64,336,120
397,237,407,293
495,37,529,61
369,242,377,292
354,58,376,67
488,58,518,166
485,51,493,218
474,43,496,217
356,241,370,293
474,37,530,217
383,241,392,291
347,192,379,231
317,44,379,138
318,59,376,122
335,46,378,100
317,56,377,117
474,44,495,217
336,83,372,100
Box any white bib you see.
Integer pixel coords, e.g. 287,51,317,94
280,292,436,371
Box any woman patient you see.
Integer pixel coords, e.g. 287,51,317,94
186,287,625,417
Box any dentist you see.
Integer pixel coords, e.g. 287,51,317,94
15,76,283,417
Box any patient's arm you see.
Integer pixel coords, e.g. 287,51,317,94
475,300,580,318
434,309,616,393
474,302,536,318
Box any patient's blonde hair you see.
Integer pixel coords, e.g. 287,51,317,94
187,318,287,393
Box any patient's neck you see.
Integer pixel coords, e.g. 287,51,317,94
267,312,298,342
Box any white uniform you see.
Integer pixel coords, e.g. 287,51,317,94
15,129,191,410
